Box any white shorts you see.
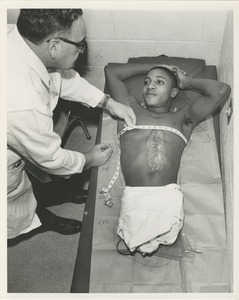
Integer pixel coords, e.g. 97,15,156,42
117,184,184,254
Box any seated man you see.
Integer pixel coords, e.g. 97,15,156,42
104,63,231,254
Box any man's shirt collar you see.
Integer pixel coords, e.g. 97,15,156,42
10,25,51,88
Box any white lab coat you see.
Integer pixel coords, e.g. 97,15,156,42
7,26,105,238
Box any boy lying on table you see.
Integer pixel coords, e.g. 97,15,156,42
103,63,230,255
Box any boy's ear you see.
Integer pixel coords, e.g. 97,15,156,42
171,88,179,99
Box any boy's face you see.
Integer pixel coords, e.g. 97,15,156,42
143,68,175,108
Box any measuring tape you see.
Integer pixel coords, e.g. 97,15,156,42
99,156,121,207
119,125,188,144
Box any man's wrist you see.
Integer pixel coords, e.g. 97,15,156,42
99,94,111,109
102,94,111,109
187,77,193,89
83,152,93,169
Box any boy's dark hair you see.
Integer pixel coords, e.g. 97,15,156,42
148,66,178,88
17,9,83,44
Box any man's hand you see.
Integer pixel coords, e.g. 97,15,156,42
84,143,113,169
107,99,136,127
101,96,136,127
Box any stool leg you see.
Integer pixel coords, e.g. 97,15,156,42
77,119,91,140
61,118,91,147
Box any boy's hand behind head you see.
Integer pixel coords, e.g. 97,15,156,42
157,64,189,89
172,68,191,90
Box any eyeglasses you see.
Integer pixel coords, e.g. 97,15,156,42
47,37,87,53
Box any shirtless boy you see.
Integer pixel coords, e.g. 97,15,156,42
104,63,231,254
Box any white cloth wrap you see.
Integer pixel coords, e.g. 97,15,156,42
117,184,184,254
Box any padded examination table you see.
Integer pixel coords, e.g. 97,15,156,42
71,58,230,293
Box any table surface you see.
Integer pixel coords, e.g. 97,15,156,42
70,65,229,292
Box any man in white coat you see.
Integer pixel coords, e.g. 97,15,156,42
7,9,136,239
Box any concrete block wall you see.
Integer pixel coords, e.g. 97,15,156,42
8,9,227,90
217,11,234,290
81,9,227,90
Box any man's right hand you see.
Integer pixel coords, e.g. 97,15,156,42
84,143,113,169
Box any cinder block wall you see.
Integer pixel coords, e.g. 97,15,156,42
81,9,228,90
8,9,227,90
217,11,234,290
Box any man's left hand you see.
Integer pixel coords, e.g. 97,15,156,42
106,98,136,127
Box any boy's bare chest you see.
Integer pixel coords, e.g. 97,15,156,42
134,107,181,130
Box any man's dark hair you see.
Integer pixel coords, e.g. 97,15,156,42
148,66,178,88
17,9,83,44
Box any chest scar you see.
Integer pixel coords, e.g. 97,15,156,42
146,130,167,173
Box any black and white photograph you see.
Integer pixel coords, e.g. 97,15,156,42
0,0,238,298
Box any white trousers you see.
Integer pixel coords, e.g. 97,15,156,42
7,149,41,239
